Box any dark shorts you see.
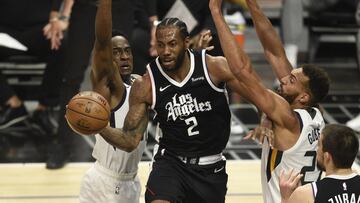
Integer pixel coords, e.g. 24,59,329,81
145,149,228,203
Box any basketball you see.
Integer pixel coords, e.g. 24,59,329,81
65,91,111,136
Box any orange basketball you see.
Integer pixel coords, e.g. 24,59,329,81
65,91,111,136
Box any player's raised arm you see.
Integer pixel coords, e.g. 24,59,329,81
91,0,124,104
245,0,292,79
100,73,151,152
209,0,298,130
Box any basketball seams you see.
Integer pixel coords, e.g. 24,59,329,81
71,97,110,118
66,108,109,121
66,91,111,136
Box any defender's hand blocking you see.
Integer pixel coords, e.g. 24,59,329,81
65,91,110,135
196,30,214,51
279,169,303,201
245,116,274,147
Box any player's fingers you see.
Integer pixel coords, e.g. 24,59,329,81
287,168,294,180
244,130,254,140
205,46,214,51
266,129,274,148
207,35,213,42
252,127,258,139
296,174,303,187
58,32,64,40
289,171,297,182
279,169,285,181
259,133,265,145
293,173,303,185
200,29,211,37
260,127,269,144
289,170,302,185
252,127,260,141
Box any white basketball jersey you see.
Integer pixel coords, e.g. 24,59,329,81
261,107,324,203
92,85,146,175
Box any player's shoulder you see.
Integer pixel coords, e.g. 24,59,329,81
289,183,314,203
129,74,141,85
206,54,227,66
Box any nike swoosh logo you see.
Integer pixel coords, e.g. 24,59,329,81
159,85,171,92
214,166,224,173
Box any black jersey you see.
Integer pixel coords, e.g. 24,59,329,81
312,173,360,203
147,49,231,157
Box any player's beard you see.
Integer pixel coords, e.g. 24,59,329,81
173,50,186,71
278,91,297,104
164,48,186,72
283,94,296,104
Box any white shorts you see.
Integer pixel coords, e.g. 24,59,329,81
79,161,141,203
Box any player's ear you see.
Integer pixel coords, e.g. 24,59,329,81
299,92,310,105
324,152,332,164
184,36,190,49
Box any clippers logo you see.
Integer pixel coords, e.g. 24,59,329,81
165,93,212,121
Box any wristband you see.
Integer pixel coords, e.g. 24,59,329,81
59,15,70,22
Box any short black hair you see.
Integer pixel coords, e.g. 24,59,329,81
156,18,189,40
301,64,330,106
322,124,359,168
112,29,129,40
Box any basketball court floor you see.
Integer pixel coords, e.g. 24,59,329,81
1,0,360,202
0,161,263,203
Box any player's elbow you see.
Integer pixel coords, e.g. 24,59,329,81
231,63,252,80
123,136,141,152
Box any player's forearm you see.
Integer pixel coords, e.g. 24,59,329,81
61,0,74,18
49,0,73,22
95,0,112,47
100,110,148,152
246,0,291,78
92,0,114,79
100,127,141,152
210,5,251,78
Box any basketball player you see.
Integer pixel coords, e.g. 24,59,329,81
279,124,360,203
77,0,146,202
209,0,330,203
98,15,256,201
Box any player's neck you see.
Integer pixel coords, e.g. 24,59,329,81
325,167,353,176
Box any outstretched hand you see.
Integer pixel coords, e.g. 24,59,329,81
244,115,274,147
43,19,69,50
192,30,214,51
279,169,303,201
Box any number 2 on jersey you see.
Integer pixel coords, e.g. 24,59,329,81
185,117,199,136
300,151,321,185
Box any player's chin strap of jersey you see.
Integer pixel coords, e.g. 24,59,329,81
159,148,225,165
